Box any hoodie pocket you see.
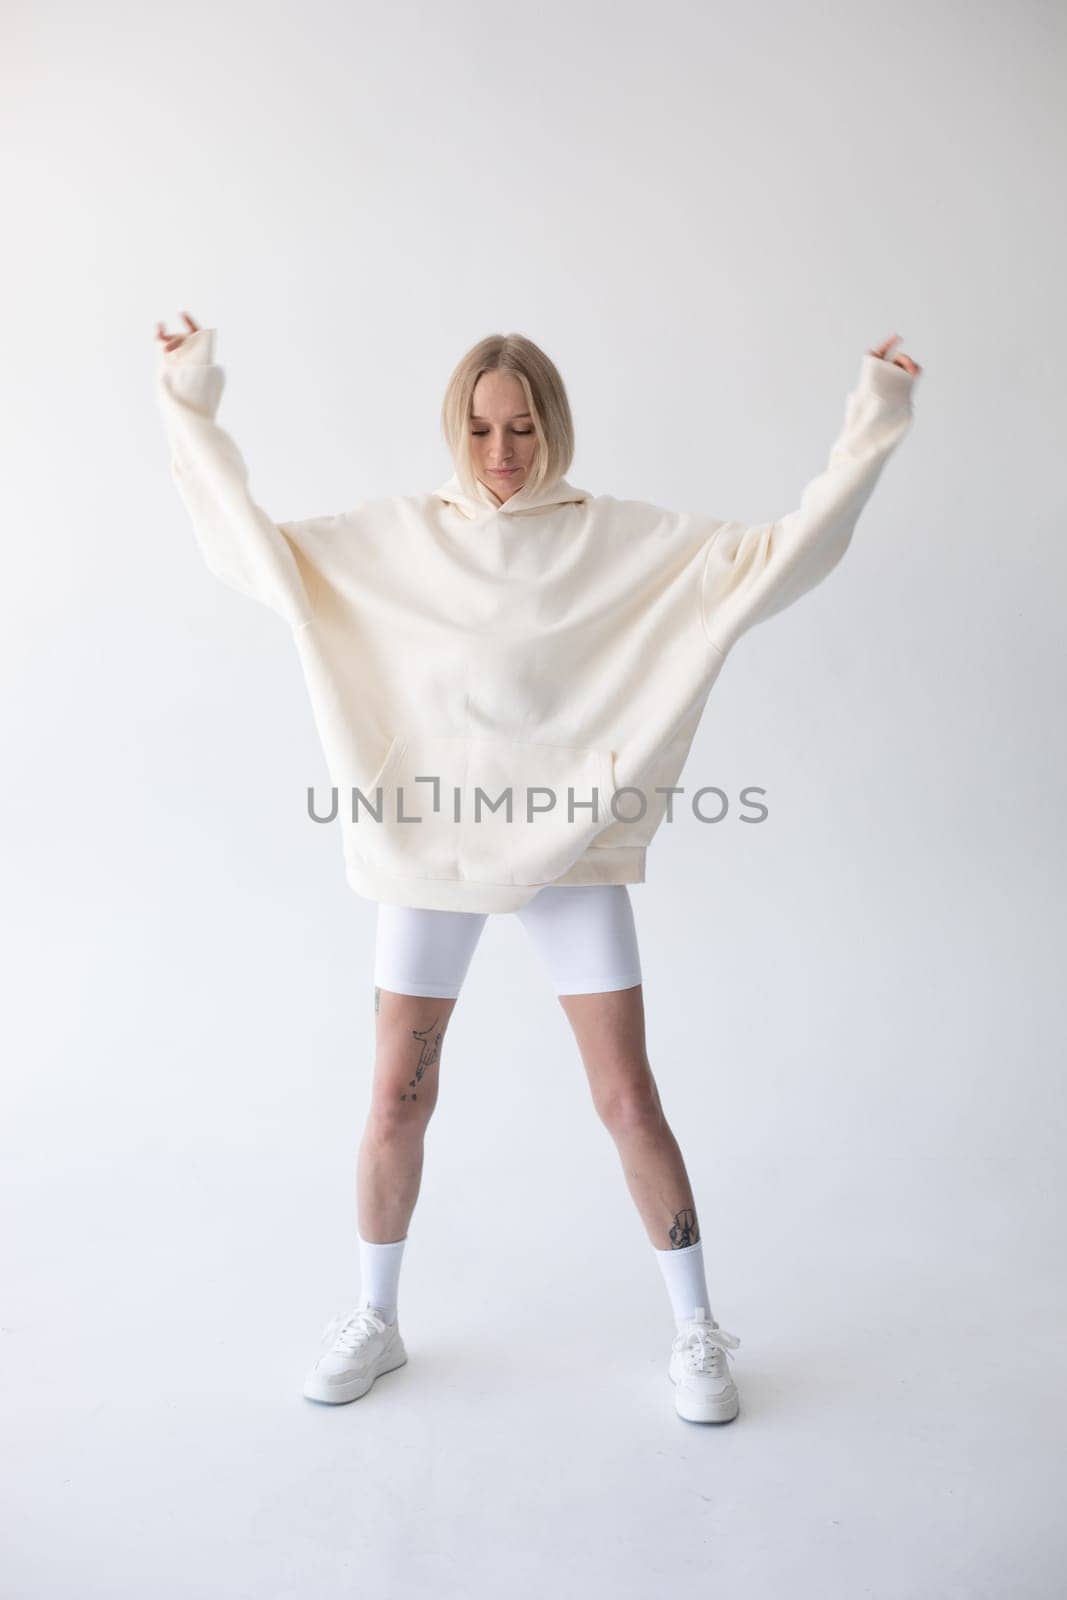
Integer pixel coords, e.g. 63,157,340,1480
349,732,618,887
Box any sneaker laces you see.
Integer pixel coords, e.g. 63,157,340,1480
672,1319,740,1374
320,1305,389,1353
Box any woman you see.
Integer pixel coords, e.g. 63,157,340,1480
155,314,920,1422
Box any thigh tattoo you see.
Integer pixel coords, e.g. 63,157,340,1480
400,1017,442,1101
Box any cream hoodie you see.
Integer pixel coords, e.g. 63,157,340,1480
156,330,916,912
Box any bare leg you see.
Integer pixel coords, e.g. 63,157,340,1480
558,984,701,1250
356,986,458,1242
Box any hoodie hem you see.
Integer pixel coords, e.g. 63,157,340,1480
549,844,647,887
344,845,647,912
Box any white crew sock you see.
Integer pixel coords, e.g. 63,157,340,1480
653,1238,715,1329
357,1232,407,1325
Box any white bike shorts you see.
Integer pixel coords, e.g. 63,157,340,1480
373,884,643,999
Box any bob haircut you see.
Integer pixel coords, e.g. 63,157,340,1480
440,333,575,502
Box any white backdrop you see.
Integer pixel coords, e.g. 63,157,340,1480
4,1,1065,1595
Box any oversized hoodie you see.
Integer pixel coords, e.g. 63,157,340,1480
156,330,916,912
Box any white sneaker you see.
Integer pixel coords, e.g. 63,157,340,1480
302,1303,408,1405
668,1307,740,1423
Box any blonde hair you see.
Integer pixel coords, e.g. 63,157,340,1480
440,333,575,500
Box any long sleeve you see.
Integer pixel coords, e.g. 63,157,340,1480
155,327,313,627
699,353,916,655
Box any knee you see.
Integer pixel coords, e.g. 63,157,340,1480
366,1094,437,1142
595,1075,663,1136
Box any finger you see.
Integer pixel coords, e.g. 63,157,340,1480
180,311,200,332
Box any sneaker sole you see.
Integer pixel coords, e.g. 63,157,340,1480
303,1344,408,1405
669,1369,740,1424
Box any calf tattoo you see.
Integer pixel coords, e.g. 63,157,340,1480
400,1017,442,1101
374,986,381,1015
669,1208,700,1248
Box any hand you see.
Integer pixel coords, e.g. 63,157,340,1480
155,310,202,355
868,333,922,378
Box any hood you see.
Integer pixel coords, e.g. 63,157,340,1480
433,470,591,519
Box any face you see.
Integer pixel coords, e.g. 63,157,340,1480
469,370,538,503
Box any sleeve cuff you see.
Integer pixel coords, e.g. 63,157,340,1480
159,327,217,367
859,350,916,404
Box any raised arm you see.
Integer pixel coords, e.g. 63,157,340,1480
155,317,313,628
699,342,918,655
